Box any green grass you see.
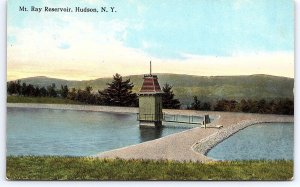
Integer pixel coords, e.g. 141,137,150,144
7,95,82,105
6,156,293,181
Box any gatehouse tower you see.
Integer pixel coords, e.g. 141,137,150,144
138,61,163,128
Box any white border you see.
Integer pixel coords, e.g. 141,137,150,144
0,0,299,186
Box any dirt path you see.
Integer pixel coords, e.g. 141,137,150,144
95,110,293,162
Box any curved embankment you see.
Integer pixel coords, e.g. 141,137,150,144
7,103,139,113
7,103,293,162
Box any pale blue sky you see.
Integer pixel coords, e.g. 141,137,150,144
7,0,294,80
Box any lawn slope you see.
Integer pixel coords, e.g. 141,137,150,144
6,156,293,180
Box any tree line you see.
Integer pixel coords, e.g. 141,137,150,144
7,74,180,108
188,96,293,115
7,73,293,115
7,81,61,98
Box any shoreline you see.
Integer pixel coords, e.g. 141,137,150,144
192,119,293,159
7,103,139,114
7,103,294,162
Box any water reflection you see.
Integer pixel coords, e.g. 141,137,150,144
7,107,190,156
139,128,163,142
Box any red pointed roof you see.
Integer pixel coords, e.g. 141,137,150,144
139,74,162,94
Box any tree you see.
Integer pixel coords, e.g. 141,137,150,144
99,73,137,106
238,99,250,112
190,96,201,110
20,82,27,95
95,93,104,105
273,98,294,115
201,102,211,111
33,86,41,97
162,83,181,109
16,80,22,95
257,99,267,113
20,83,35,96
47,83,57,97
67,88,77,100
60,85,69,98
214,99,237,111
7,81,21,95
40,87,48,97
248,99,258,113
76,86,95,104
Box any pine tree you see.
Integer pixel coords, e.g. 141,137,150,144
162,83,181,109
99,73,137,106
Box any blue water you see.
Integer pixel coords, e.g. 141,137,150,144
7,107,192,156
207,123,294,160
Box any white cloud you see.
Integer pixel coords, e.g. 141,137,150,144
173,51,294,78
7,16,151,80
7,13,294,80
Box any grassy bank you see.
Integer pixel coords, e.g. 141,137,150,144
7,95,82,105
6,156,293,180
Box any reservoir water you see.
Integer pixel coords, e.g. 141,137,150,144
7,107,194,156
207,123,293,160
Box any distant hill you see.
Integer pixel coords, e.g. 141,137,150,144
15,74,294,105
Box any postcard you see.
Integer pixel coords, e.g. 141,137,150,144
6,0,294,181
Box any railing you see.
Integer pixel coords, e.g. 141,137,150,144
137,113,208,125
